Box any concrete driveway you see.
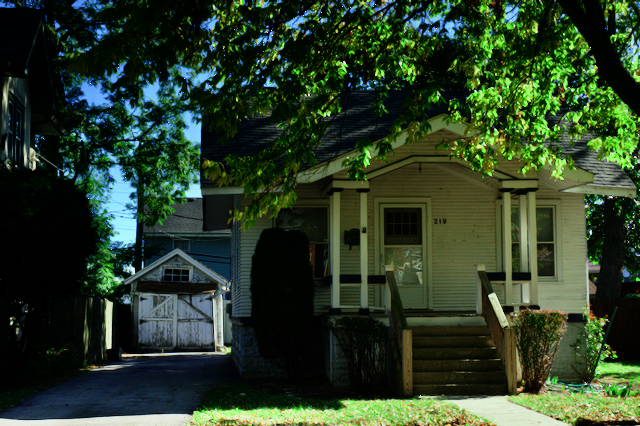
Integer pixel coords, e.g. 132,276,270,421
0,352,240,426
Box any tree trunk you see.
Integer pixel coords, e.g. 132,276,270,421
596,198,627,299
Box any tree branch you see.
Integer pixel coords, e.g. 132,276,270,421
557,0,640,116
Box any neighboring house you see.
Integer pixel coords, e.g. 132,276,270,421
201,90,637,394
143,198,231,280
126,249,229,351
1,8,64,169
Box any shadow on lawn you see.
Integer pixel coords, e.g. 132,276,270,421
201,381,346,412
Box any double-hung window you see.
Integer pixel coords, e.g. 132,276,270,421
508,205,557,279
7,99,25,166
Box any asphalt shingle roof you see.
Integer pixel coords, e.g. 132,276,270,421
201,90,636,192
143,198,229,234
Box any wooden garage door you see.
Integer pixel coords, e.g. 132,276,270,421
139,293,214,349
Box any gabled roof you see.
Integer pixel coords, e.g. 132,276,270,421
201,90,463,186
201,90,636,197
124,248,229,288
143,198,230,235
0,7,62,136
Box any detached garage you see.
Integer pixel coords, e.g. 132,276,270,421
127,249,229,351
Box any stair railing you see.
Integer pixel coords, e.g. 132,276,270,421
477,267,517,394
385,265,413,397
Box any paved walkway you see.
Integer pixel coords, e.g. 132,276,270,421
440,395,568,426
0,352,240,426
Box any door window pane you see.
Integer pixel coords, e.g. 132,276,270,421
384,247,423,286
384,208,421,245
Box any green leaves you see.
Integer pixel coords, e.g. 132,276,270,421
69,0,640,227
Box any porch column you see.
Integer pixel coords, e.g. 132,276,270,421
519,194,529,273
527,191,539,305
330,189,342,313
358,189,370,314
502,191,513,306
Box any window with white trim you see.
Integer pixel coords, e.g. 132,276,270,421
500,200,560,280
510,206,556,278
7,99,25,166
276,207,328,279
163,268,190,282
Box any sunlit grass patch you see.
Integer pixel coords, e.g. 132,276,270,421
192,382,495,426
510,392,640,425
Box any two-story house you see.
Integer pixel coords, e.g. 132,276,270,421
1,8,63,169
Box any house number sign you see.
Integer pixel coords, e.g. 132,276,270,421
434,218,447,224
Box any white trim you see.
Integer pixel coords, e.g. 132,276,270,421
360,191,369,310
366,156,514,180
201,187,245,195
162,265,193,283
330,191,341,308
200,186,283,195
124,248,229,287
496,199,563,283
503,193,513,305
322,180,370,198
562,185,636,198
374,197,432,309
297,114,474,184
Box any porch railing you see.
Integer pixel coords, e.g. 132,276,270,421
478,268,517,395
385,265,413,397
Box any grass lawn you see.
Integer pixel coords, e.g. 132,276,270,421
509,360,640,425
192,382,496,426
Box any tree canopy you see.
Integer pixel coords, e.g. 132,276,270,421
5,0,201,284
74,0,640,225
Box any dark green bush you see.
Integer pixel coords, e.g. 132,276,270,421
512,309,567,393
24,344,84,379
331,316,387,395
251,227,314,381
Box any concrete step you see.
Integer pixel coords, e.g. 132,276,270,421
414,371,507,385
410,325,490,337
414,383,507,396
413,335,494,348
413,359,504,372
413,347,499,360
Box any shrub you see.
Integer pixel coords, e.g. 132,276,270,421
512,309,568,393
250,227,314,382
574,307,617,383
330,316,387,396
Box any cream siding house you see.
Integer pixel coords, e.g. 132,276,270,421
201,91,636,393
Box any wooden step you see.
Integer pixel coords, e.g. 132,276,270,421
414,359,503,372
413,347,499,360
414,383,508,396
414,371,507,385
410,325,490,337
413,335,494,348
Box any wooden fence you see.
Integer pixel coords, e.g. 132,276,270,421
591,298,640,361
30,297,131,364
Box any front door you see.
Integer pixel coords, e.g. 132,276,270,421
379,204,429,309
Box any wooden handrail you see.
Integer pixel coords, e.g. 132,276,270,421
478,270,517,395
385,267,412,397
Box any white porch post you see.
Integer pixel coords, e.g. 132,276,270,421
330,189,342,312
359,189,369,313
527,191,539,305
519,194,529,273
503,192,513,306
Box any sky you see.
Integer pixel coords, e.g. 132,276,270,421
82,83,203,245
